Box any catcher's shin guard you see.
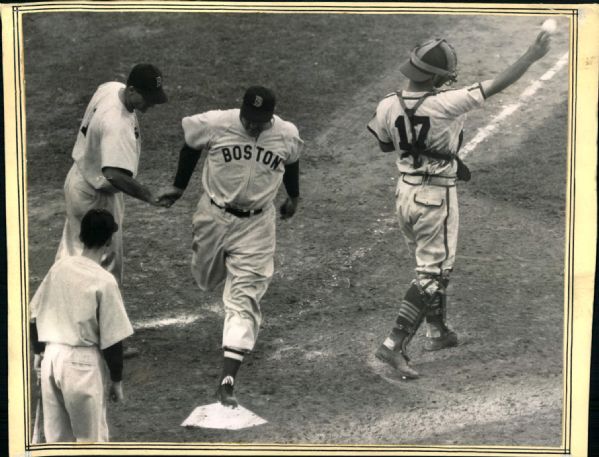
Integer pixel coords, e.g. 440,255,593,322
389,281,431,353
424,275,458,350
425,275,449,332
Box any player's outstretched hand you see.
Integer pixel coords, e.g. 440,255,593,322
529,31,551,61
146,191,164,207
109,381,124,403
156,186,184,208
279,197,299,220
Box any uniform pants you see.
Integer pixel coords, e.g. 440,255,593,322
191,193,276,352
55,164,124,285
41,343,109,442
395,179,459,277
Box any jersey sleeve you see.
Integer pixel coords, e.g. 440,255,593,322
435,83,486,118
367,98,393,144
283,122,304,164
181,112,216,150
96,278,134,350
29,274,50,322
98,114,139,174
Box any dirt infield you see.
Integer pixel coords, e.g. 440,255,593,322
24,11,569,446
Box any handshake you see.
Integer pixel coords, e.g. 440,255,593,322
148,186,184,208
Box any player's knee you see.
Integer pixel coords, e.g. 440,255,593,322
414,274,444,302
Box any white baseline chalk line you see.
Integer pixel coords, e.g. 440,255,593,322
132,301,224,330
133,313,201,330
460,52,569,159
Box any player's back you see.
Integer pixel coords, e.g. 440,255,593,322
32,256,117,347
369,84,485,175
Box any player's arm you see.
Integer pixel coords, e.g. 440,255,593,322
30,320,45,382
367,100,395,152
102,167,160,206
280,160,300,219
156,143,203,207
102,341,125,402
481,31,551,98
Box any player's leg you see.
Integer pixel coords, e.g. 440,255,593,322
56,165,124,285
40,344,76,442
216,207,276,407
55,165,90,262
414,186,459,350
98,193,124,287
376,182,459,376
375,181,424,378
60,346,109,442
190,194,228,291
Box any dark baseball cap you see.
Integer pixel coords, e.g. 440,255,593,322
399,38,457,83
80,209,119,248
127,63,168,104
240,86,276,122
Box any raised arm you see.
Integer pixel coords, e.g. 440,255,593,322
481,31,551,98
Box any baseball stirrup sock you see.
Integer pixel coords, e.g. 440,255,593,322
222,347,244,380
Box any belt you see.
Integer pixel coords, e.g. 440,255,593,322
211,199,263,218
401,173,457,187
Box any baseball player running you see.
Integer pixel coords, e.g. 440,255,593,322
367,32,551,379
30,209,134,442
157,86,303,407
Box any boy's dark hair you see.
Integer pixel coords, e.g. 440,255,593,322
79,209,119,249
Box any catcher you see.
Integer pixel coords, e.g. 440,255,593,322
30,209,133,442
367,31,551,378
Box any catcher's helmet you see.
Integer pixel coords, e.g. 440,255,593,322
399,38,458,86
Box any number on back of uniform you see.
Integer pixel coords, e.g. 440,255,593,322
80,108,97,137
395,115,430,151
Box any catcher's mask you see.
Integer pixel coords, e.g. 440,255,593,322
399,38,458,86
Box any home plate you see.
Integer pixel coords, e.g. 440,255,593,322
181,403,267,430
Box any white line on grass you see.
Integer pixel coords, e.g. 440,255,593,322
133,314,201,330
459,52,569,159
132,301,224,330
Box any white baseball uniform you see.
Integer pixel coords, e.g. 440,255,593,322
368,84,486,276
30,255,133,442
182,108,303,351
55,81,141,285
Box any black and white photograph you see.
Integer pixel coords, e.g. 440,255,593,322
3,2,598,456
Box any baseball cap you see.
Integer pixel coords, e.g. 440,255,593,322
399,38,458,83
127,63,168,104
80,208,119,248
240,86,276,122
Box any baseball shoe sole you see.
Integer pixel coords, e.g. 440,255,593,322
424,330,458,351
375,345,419,379
216,383,238,408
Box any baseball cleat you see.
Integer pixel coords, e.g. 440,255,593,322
424,330,458,351
216,377,238,408
375,344,419,379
